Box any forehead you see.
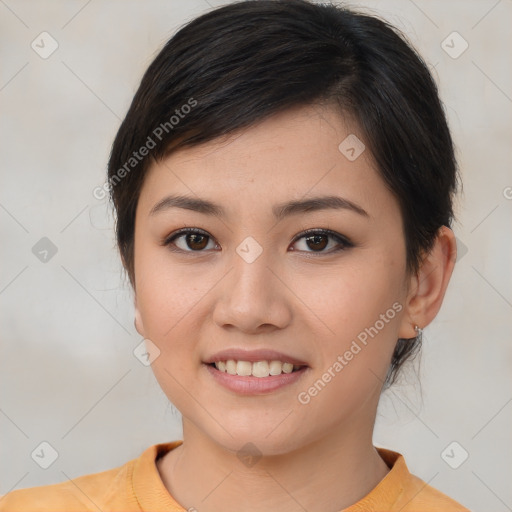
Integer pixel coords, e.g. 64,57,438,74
137,104,394,220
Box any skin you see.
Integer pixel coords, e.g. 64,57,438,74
131,103,457,512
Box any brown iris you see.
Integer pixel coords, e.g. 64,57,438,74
305,234,328,251
186,233,209,250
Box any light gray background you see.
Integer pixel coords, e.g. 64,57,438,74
1,1,511,510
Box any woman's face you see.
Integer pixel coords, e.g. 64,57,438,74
133,104,415,455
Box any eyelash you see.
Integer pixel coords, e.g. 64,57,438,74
162,227,353,256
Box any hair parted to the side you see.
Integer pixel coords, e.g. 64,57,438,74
107,0,459,389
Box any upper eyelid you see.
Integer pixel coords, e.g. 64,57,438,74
291,227,348,242
166,227,212,243
166,227,345,241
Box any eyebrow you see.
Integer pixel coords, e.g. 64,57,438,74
149,194,369,220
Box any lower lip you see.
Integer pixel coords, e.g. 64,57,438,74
204,364,309,395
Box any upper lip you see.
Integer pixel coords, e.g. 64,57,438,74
203,348,309,367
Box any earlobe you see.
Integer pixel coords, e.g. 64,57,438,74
398,226,457,339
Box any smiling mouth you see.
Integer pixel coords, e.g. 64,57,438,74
207,360,306,378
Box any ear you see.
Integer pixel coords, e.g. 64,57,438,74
398,226,457,338
134,294,146,337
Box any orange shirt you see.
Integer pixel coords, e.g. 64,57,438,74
0,441,469,511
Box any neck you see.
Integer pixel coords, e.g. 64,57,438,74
157,413,390,512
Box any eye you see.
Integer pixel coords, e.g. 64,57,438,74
290,229,352,254
163,227,352,255
164,228,218,252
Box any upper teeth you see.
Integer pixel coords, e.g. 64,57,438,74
214,360,301,377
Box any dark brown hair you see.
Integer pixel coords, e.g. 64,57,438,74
107,0,459,388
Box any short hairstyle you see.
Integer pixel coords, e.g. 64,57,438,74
107,0,459,388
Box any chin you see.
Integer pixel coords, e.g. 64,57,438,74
197,416,310,458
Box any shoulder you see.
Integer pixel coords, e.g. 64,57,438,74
361,447,471,512
395,471,470,511
0,456,136,511
382,449,470,512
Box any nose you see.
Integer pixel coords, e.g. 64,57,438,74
212,244,292,334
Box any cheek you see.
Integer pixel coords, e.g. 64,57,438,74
306,256,406,399
314,259,404,336
135,245,209,339
296,275,404,422
134,261,203,406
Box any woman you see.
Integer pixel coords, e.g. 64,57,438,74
0,0,470,510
